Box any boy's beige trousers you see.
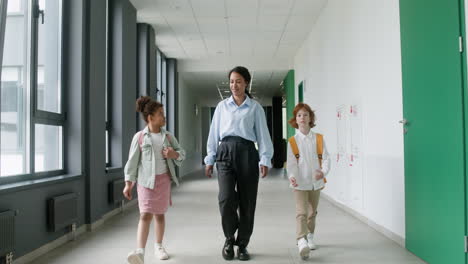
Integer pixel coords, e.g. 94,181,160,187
294,189,321,240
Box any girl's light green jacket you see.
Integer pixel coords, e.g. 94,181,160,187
124,126,186,189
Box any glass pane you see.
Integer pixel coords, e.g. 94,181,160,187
1,0,30,177
35,124,62,172
37,0,62,113
105,0,108,122
7,0,22,14
105,130,109,165
161,57,167,123
156,50,161,100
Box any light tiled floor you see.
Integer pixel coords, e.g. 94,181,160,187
31,169,425,264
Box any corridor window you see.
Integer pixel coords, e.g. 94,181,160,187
105,0,110,166
1,0,30,176
156,49,161,101
36,0,62,113
7,0,22,14
161,55,167,119
1,0,64,179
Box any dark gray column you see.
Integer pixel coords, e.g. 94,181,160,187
272,96,284,168
136,23,156,130
110,0,137,167
84,0,107,223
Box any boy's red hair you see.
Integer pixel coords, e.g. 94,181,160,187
288,103,316,129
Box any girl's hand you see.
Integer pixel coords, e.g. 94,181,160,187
162,147,179,159
123,181,135,200
289,177,298,187
315,170,324,180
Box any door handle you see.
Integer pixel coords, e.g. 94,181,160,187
399,119,408,134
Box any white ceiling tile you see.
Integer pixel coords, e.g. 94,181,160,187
291,0,327,16
225,0,259,17
183,40,206,51
255,31,282,43
259,0,294,16
258,16,288,31
285,16,316,32
280,31,307,45
190,0,226,16
197,17,227,34
228,16,257,32
253,46,276,57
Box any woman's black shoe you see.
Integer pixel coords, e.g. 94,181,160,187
237,246,250,261
222,239,235,260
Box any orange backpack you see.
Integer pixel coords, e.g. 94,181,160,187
288,133,327,183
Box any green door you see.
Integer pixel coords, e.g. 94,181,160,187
400,0,467,263
298,81,304,103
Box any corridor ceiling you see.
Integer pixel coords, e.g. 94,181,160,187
130,0,327,104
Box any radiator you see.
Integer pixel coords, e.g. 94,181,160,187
109,179,125,204
0,210,14,257
47,193,78,232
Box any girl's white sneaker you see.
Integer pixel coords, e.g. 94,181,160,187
156,246,169,260
127,249,144,264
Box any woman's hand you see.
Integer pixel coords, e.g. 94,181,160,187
205,165,214,178
315,169,324,180
162,147,179,159
123,181,135,200
260,165,269,178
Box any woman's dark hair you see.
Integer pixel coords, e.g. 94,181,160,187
228,66,253,98
136,96,163,123
288,103,316,129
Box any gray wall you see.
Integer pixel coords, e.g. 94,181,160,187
177,77,203,176
201,107,211,160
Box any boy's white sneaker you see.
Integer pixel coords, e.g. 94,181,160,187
297,238,309,260
127,249,144,264
307,233,317,250
156,246,169,260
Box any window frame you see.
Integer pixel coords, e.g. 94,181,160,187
0,0,66,184
105,0,111,168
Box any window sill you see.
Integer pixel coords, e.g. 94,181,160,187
0,174,83,195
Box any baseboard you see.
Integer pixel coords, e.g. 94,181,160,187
12,225,87,264
88,199,138,231
321,192,405,248
13,199,138,264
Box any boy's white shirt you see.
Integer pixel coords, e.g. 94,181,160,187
287,130,330,190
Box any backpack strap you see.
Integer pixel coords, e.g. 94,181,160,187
316,133,327,183
166,134,172,147
316,133,323,167
138,131,144,151
288,136,300,160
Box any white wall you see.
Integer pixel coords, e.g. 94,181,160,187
178,77,204,176
294,0,405,239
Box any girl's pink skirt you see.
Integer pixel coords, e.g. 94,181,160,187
137,173,171,215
